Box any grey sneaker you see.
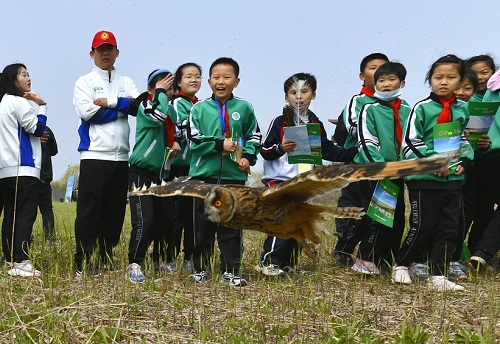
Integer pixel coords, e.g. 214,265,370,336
154,262,177,273
448,262,467,281
183,259,194,272
408,262,430,281
221,272,247,287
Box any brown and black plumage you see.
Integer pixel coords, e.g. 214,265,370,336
131,155,452,257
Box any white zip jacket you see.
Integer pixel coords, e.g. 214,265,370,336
0,94,47,179
73,66,139,161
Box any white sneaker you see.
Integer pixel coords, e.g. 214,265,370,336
255,263,285,276
392,265,411,284
7,260,41,277
428,275,464,292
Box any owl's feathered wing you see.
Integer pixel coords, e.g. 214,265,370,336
260,154,452,203
131,177,212,198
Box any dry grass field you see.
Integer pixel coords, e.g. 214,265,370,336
1,199,500,343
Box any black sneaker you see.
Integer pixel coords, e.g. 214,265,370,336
332,250,354,267
75,266,101,277
469,250,491,271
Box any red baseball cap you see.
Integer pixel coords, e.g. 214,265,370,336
91,30,117,49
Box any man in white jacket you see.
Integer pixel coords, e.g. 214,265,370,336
73,30,139,276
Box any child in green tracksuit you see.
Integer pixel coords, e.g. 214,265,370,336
393,55,473,292
349,62,411,275
187,57,261,287
163,62,203,272
126,69,180,283
333,53,389,266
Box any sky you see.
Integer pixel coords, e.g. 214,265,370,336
1,0,499,181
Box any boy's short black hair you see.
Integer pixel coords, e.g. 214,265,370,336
374,62,407,83
209,57,239,77
466,54,496,73
463,68,479,92
284,73,317,94
360,53,389,73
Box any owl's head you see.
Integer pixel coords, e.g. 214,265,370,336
204,186,236,223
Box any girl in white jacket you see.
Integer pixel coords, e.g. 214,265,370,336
0,63,47,277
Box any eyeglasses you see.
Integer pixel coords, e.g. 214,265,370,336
182,75,202,81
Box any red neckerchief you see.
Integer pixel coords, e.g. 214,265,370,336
437,94,456,124
178,91,198,104
386,98,403,154
360,85,375,97
149,94,175,148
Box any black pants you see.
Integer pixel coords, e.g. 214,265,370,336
467,158,495,253
395,187,462,276
261,236,300,268
334,182,365,255
74,160,128,270
162,165,194,261
334,186,355,238
37,179,55,240
470,154,500,261
128,167,174,265
191,179,244,274
351,179,405,266
1,176,38,263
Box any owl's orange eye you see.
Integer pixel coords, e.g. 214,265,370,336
215,200,222,207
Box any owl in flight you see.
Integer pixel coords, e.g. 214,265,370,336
131,155,451,257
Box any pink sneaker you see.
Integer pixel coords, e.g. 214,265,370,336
351,258,380,275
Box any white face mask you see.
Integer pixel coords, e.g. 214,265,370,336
374,85,403,102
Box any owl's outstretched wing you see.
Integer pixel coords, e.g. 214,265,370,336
130,177,211,198
261,154,452,202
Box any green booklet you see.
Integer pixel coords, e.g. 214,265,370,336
284,123,322,165
366,179,400,228
433,121,461,174
466,101,499,149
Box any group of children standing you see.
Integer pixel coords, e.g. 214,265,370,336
3,30,499,292
86,45,500,292
328,52,500,292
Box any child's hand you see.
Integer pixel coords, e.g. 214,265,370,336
40,130,50,143
436,168,450,177
238,158,250,172
477,135,491,150
455,164,465,175
94,98,108,107
156,74,174,92
463,129,470,139
280,139,296,152
170,142,181,156
223,139,236,153
24,92,46,106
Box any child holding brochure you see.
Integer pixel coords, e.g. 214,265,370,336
393,55,473,292
256,73,357,276
348,62,411,275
